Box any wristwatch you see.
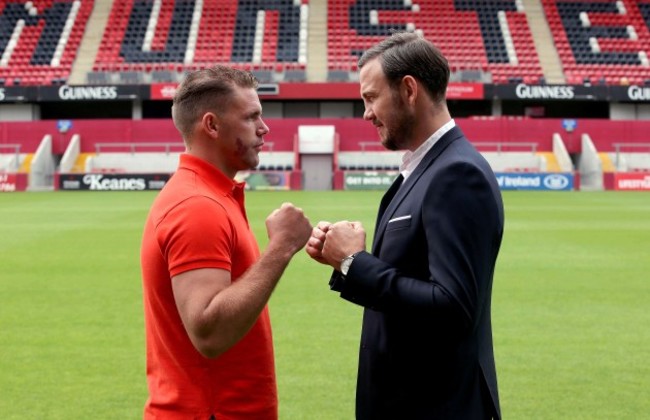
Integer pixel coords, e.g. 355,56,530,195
340,252,360,276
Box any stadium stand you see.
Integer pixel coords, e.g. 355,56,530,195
0,143,22,171
84,151,180,172
49,118,299,173
91,0,308,84
327,0,543,84
476,143,547,172
80,141,184,173
1,0,650,192
608,141,650,171
257,150,296,170
0,0,93,85
337,150,402,170
1,0,649,86
2,118,650,191
330,115,569,174
542,0,650,85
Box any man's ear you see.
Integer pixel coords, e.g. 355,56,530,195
401,75,418,106
201,112,219,137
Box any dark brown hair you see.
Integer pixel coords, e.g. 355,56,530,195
358,32,450,104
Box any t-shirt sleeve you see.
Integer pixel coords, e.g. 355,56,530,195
155,195,233,277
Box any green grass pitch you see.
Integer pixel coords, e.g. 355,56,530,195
1,190,649,419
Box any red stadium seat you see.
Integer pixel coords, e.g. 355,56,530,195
0,0,93,85
542,0,650,85
92,0,307,83
326,0,543,83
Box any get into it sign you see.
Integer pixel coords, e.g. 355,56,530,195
344,171,399,190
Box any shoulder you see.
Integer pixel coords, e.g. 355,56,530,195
161,194,232,234
150,169,231,226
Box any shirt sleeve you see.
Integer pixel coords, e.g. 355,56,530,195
155,195,234,277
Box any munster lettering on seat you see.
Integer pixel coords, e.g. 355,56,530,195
642,3,650,30
0,2,72,65
454,0,518,64
348,0,409,36
120,0,194,63
231,0,301,62
347,0,517,64
556,1,642,65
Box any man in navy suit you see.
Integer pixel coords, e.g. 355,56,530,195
306,33,504,419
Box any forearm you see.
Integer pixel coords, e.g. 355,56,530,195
194,245,294,358
333,252,471,327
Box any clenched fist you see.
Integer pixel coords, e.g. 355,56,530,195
305,221,333,265
266,202,312,256
307,220,366,270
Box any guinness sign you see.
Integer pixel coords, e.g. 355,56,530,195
494,83,606,101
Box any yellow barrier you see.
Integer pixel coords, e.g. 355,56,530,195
71,153,95,173
537,152,561,172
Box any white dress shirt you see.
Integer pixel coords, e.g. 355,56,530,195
400,119,456,181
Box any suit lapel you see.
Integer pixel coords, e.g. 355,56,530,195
372,127,463,253
375,173,403,230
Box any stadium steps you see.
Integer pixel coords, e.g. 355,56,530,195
538,151,561,172
68,0,112,84
522,0,565,84
71,153,95,173
599,153,617,172
19,154,34,173
306,0,328,82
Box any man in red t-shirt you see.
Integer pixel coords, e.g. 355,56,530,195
140,66,312,419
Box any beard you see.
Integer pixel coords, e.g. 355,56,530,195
380,95,416,151
235,137,260,170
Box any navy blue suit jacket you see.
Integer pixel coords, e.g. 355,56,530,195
330,126,504,419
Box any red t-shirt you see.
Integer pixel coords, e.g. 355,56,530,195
140,154,277,419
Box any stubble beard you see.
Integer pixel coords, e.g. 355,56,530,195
235,137,260,170
382,106,416,151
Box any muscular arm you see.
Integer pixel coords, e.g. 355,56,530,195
168,202,311,359
172,241,298,358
